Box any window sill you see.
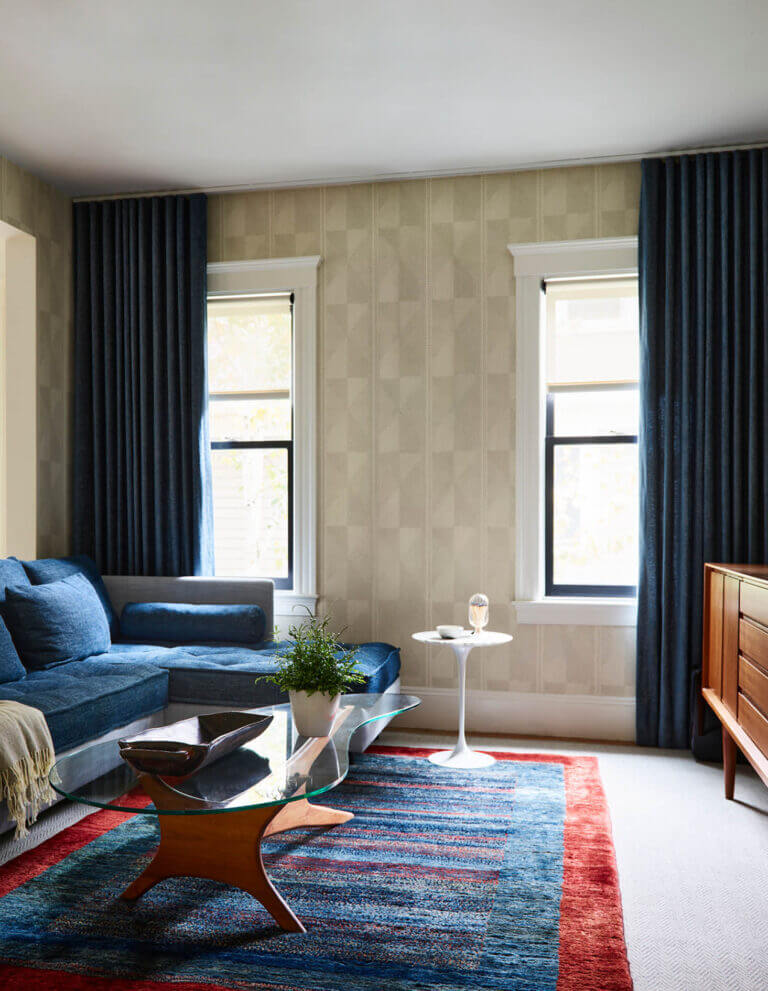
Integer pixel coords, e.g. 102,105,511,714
513,597,637,626
274,590,318,618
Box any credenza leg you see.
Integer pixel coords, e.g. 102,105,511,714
723,726,737,800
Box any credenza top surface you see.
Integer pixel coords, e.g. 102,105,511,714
706,563,768,585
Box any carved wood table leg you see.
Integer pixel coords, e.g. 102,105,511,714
264,798,354,838
120,776,306,933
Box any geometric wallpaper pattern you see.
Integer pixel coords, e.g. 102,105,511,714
0,153,639,698
0,155,73,558
208,162,641,697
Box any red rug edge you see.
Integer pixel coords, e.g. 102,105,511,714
0,744,632,991
370,744,633,991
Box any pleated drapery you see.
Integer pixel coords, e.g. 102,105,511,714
73,194,213,576
637,151,768,748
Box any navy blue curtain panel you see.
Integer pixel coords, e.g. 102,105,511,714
73,194,213,576
637,151,768,748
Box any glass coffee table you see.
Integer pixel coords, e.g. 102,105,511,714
51,693,420,933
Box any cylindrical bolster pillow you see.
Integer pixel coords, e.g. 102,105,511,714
120,602,266,645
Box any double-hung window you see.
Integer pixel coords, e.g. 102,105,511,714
206,256,319,606
508,236,639,623
543,277,639,597
207,293,294,588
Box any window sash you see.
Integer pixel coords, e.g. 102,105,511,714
210,439,294,590
544,392,638,598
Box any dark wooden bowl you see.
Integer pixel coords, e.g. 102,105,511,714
118,711,274,778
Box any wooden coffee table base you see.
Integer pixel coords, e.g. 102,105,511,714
121,774,353,933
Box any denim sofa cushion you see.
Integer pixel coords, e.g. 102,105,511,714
21,555,119,639
101,640,401,707
0,558,30,600
0,617,25,683
0,659,168,752
4,573,111,670
120,602,267,645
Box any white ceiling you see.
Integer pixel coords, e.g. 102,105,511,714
1,0,767,197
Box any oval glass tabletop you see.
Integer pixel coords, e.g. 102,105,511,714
51,693,420,816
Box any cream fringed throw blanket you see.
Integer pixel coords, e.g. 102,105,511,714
0,701,57,838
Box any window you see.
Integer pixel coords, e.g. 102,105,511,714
207,293,294,587
543,277,639,597
206,254,319,603
507,237,638,625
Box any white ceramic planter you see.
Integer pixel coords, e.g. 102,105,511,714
289,690,341,737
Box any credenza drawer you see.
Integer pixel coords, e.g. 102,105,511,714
739,618,768,669
741,581,768,629
739,655,768,717
738,693,768,759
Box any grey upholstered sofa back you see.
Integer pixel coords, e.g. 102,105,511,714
103,576,275,641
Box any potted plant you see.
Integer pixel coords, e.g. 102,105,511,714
259,612,365,736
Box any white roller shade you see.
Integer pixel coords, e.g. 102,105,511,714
545,277,638,388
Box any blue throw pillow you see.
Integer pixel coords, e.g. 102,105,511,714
0,617,25,683
3,573,112,670
0,558,31,601
120,601,266,645
21,555,119,638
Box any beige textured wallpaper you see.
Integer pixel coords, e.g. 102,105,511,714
0,156,72,557
0,152,638,701
208,162,641,698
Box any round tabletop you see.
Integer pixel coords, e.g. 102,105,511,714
412,630,512,647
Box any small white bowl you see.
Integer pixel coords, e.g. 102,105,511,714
436,625,464,639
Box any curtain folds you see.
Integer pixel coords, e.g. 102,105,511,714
637,151,768,748
73,194,213,577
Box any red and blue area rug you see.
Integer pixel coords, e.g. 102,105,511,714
0,746,632,990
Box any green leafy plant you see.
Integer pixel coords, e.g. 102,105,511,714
258,611,365,698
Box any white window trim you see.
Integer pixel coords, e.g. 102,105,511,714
206,256,321,609
506,237,638,626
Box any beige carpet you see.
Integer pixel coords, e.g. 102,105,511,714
382,728,768,991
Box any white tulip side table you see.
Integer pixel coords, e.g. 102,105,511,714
412,630,513,769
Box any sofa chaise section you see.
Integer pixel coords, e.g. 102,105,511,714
0,659,168,753
157,640,400,706
0,658,168,841
101,640,401,707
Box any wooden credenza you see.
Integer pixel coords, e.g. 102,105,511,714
702,563,768,798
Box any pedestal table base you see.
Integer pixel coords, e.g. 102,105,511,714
428,746,495,769
121,773,354,933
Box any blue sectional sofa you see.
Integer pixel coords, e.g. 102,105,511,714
0,557,401,838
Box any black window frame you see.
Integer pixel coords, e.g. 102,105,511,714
544,387,638,598
207,292,295,590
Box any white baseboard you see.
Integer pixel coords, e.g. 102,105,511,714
395,687,636,743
